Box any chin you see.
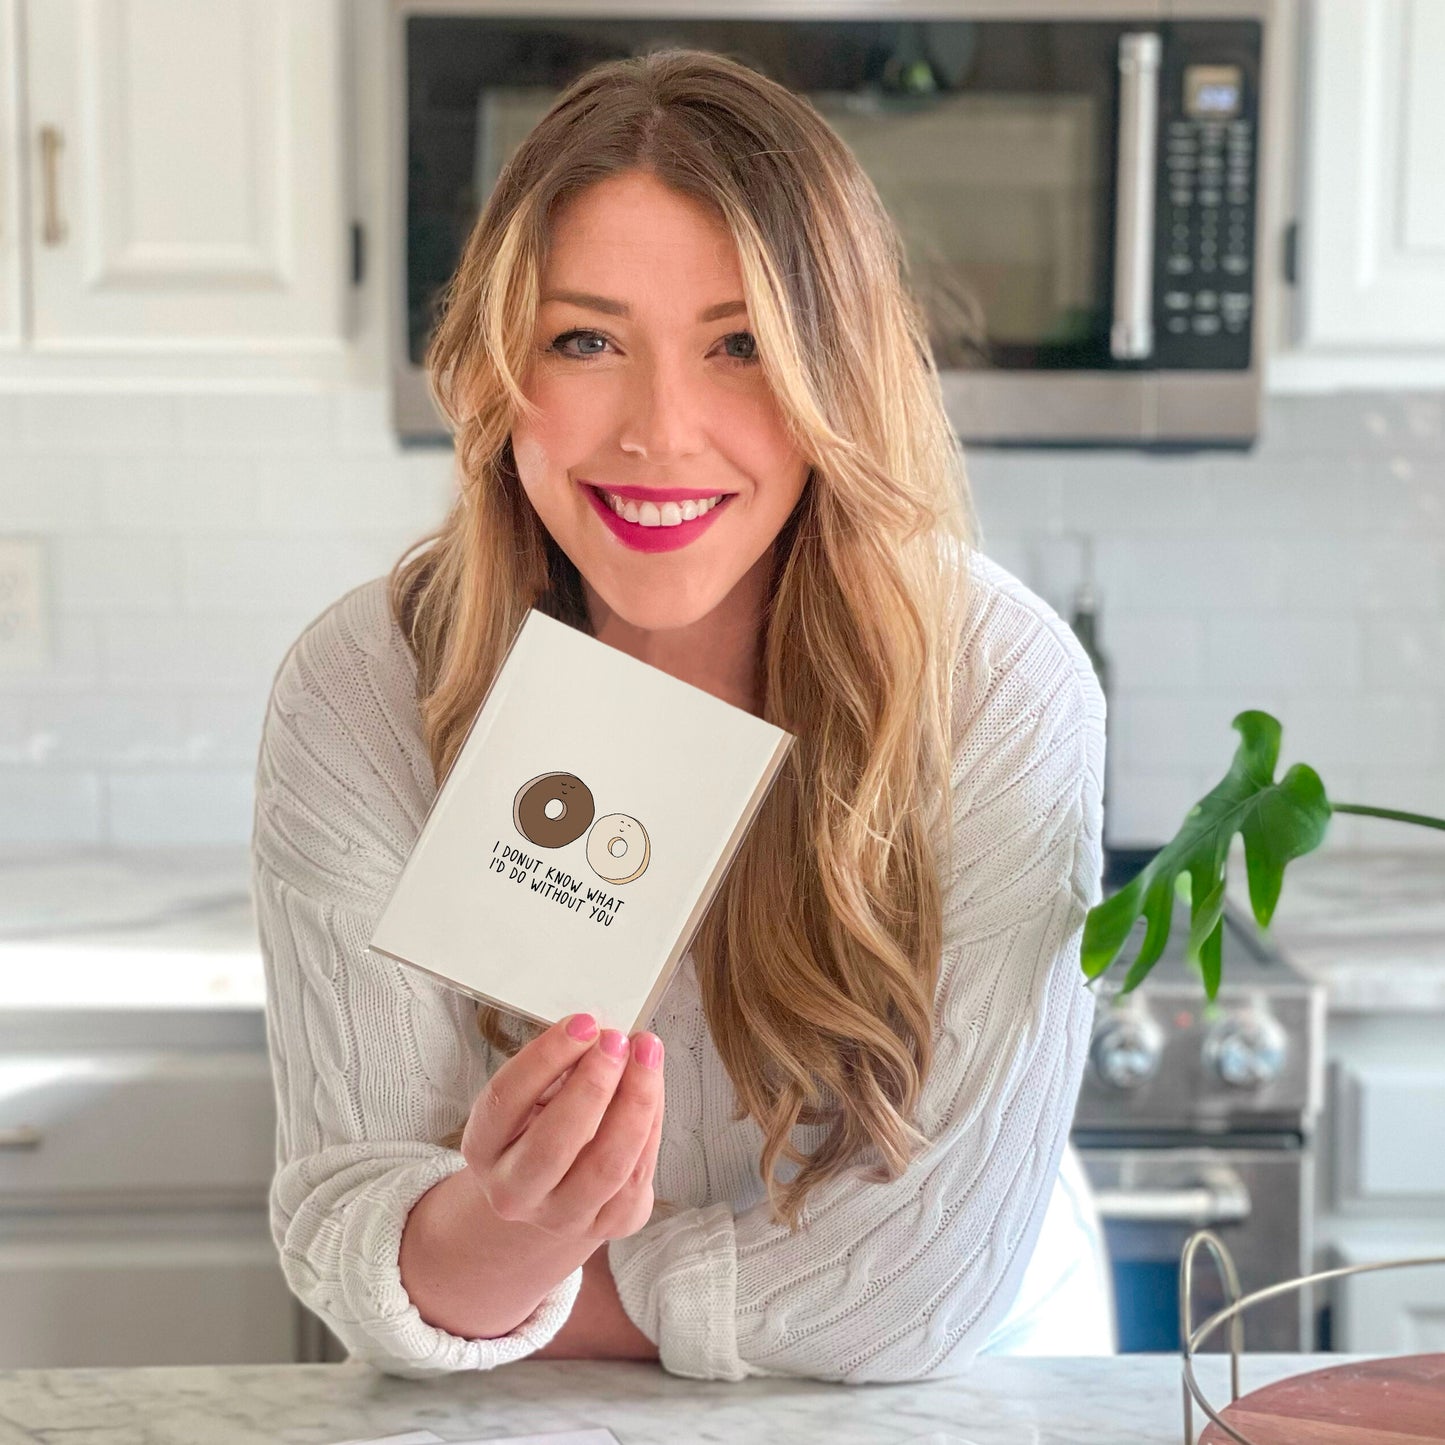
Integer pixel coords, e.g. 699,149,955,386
587,573,731,634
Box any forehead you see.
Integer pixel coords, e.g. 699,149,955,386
543,174,741,287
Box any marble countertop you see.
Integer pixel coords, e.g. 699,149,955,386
0,1354,1364,1445
0,843,1441,1014
1222,845,1445,1012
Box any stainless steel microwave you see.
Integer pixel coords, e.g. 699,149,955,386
391,2,1280,448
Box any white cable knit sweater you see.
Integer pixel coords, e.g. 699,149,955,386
250,547,1115,1384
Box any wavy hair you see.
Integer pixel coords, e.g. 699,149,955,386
393,47,978,1232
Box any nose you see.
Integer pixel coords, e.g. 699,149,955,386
617,356,708,465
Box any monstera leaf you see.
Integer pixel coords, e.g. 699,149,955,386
1080,710,1331,1000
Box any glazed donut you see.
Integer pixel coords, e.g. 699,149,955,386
586,812,651,885
512,771,595,848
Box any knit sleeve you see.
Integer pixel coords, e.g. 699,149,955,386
251,584,583,1379
605,587,1106,1384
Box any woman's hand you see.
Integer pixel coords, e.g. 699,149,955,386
461,1013,665,1248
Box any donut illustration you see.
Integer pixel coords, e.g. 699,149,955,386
512,771,595,848
586,813,651,884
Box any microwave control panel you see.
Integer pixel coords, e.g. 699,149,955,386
1151,27,1261,370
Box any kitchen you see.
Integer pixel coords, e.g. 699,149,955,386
2,0,1444,1441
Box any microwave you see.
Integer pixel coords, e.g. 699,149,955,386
392,2,1279,448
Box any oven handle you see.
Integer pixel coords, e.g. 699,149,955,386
1093,1168,1252,1227
1110,31,1161,361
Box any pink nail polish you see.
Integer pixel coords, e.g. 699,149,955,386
567,1013,597,1040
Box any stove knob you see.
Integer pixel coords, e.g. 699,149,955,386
1091,1009,1164,1090
1205,1006,1287,1088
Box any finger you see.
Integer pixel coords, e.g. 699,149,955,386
594,1062,666,1238
470,1014,602,1171
546,1032,663,1223
498,1028,633,1206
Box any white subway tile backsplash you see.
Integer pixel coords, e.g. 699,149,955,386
256,453,455,532
1,456,105,532
1102,535,1287,611
22,694,188,766
176,390,336,453
18,393,182,452
1204,455,1371,536
1110,691,1292,774
1361,613,1445,689
53,536,180,613
333,387,406,454
100,456,268,534
0,394,22,450
2,617,102,694
2,387,1441,847
1204,610,1363,690
106,770,255,845
180,537,397,615
1099,612,1205,690
100,612,299,692
1105,770,1207,847
183,695,265,767
0,772,103,844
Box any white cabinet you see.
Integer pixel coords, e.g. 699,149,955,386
0,0,20,350
1318,1012,1445,1353
0,0,352,383
0,1023,306,1368
1329,1232,1445,1354
1275,0,1445,387
0,1214,300,1369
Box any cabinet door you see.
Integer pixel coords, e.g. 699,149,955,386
0,1214,297,1367
22,0,347,355
0,0,20,349
1298,0,1445,346
1330,1235,1445,1354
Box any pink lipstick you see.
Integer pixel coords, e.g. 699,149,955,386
581,482,735,554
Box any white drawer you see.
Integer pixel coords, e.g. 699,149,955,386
0,1051,276,1206
1333,1063,1445,1203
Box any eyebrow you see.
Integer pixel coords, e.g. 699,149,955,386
540,290,747,323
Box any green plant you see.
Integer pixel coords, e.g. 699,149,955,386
1080,709,1445,1000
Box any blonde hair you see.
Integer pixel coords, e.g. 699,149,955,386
392,47,978,1233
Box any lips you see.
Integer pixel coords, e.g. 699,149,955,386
581,479,734,553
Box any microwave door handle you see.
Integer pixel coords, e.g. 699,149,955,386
1111,32,1162,361
1092,1168,1252,1227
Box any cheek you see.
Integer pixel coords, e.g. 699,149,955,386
727,391,805,485
511,378,606,473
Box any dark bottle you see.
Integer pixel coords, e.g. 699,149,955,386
1068,536,1114,860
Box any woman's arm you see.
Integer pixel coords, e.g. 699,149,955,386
399,1163,597,1341
531,1247,660,1361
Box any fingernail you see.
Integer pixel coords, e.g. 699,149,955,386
599,1028,629,1059
567,1013,598,1040
634,1034,662,1069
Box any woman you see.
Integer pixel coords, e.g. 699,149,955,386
252,47,1114,1383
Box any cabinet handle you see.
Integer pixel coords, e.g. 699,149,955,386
0,1125,43,1150
39,125,67,246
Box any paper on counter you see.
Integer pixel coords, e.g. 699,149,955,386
331,1430,621,1445
329,1432,445,1445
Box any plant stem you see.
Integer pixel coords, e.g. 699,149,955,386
1330,803,1445,831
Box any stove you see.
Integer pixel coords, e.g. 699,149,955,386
1071,868,1327,1352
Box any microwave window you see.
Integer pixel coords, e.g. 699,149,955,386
406,17,1127,372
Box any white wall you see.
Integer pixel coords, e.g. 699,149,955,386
2,385,1442,854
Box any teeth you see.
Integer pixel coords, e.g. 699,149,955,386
601,490,727,527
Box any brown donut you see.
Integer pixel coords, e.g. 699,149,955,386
513,771,594,848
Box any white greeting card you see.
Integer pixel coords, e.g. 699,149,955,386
368,608,794,1035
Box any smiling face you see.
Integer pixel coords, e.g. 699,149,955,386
510,169,812,634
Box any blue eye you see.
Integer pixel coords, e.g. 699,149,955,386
723,332,758,363
550,329,609,359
